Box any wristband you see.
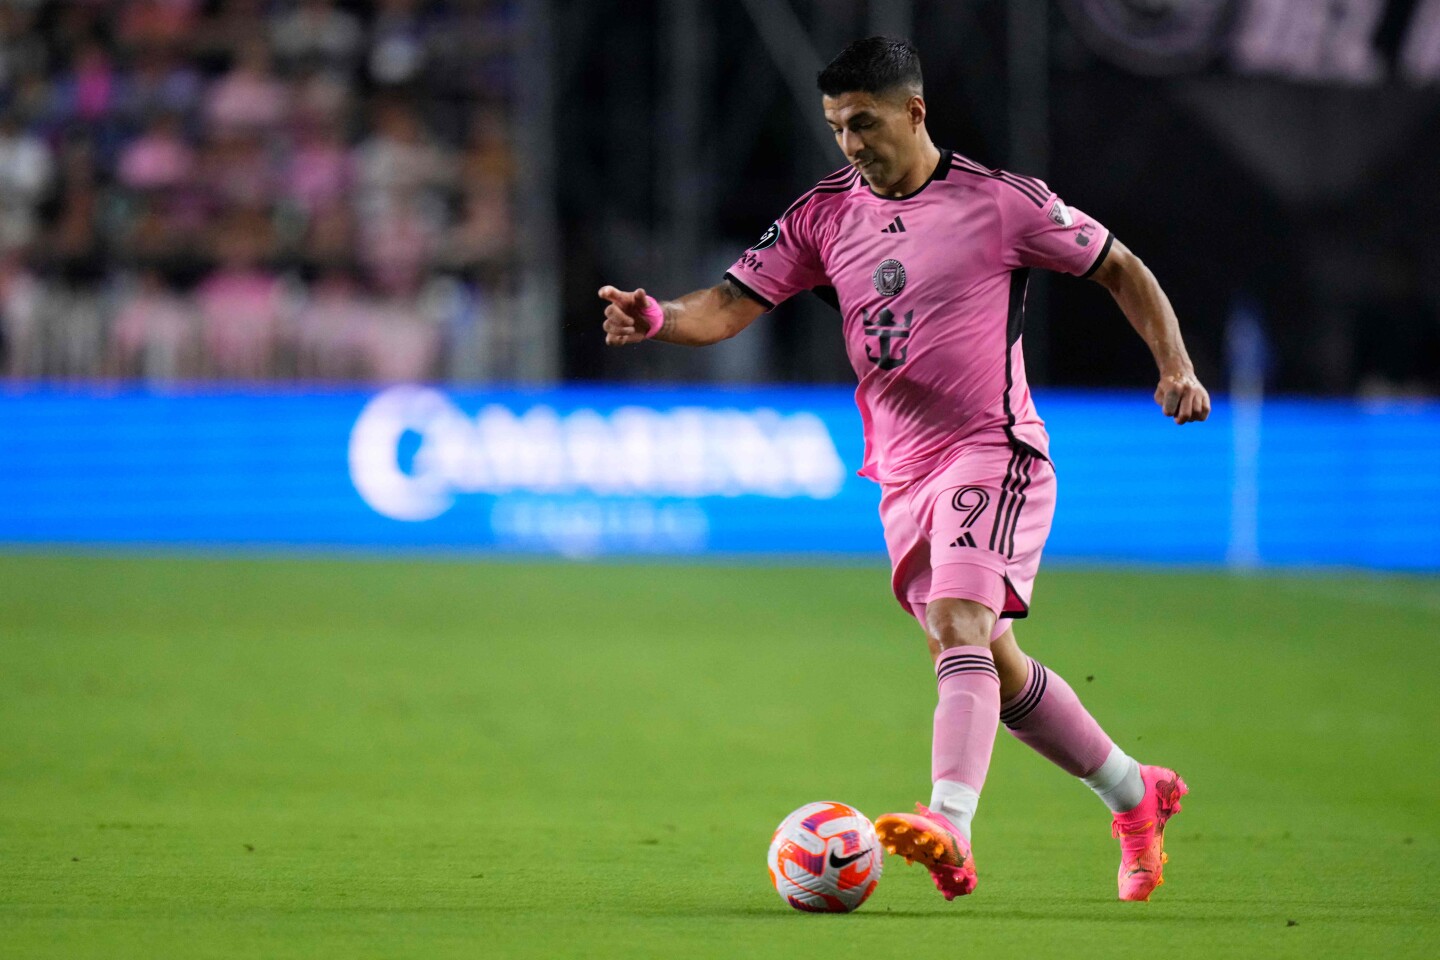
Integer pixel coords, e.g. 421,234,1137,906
640,296,666,339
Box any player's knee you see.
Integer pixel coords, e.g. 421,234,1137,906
925,598,997,651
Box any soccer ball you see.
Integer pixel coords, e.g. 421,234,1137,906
767,801,883,912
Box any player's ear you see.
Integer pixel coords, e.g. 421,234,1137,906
907,93,926,129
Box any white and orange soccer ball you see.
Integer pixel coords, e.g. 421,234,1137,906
767,801,883,912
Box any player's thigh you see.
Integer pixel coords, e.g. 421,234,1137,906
922,445,1028,619
932,448,1055,621
879,481,933,627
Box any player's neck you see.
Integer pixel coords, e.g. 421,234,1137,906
870,141,943,199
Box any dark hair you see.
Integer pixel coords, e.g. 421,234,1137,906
817,37,923,98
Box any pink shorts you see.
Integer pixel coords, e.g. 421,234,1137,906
879,442,1057,640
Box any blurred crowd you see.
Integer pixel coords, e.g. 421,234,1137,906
0,0,520,383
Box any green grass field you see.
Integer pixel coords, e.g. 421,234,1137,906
2,554,1437,959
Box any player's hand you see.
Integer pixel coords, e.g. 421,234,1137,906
1155,371,1211,425
599,285,663,346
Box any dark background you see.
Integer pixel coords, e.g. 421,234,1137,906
556,0,1440,396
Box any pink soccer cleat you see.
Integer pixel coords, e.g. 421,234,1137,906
873,804,978,901
1111,764,1188,901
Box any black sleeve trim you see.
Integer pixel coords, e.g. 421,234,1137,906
722,272,775,310
1079,232,1115,279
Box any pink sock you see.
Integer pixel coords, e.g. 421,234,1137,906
931,646,1001,793
1000,658,1114,777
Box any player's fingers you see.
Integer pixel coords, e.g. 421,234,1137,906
598,285,628,305
1179,388,1210,424
601,306,636,328
604,303,641,336
630,287,650,311
1176,391,1196,424
1162,388,1181,418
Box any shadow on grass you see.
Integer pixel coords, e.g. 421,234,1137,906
659,904,1243,924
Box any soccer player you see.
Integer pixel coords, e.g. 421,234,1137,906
598,37,1210,903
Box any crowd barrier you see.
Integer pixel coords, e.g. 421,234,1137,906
1,384,1435,569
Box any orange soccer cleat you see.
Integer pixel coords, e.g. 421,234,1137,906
873,803,978,901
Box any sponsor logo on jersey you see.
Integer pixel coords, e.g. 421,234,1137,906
1048,200,1074,227
752,222,780,250
872,258,906,296
1075,222,1097,247
862,307,913,370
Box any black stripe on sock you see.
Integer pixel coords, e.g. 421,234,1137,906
935,655,997,673
1000,667,1047,727
1000,659,1049,726
1002,664,1048,725
938,656,996,673
936,659,1000,685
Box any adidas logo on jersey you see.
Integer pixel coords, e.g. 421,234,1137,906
880,216,906,234
950,532,977,548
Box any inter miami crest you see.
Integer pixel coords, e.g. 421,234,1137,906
872,258,906,296
751,222,780,250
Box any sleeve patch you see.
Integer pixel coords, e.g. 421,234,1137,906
1047,200,1073,227
751,222,780,250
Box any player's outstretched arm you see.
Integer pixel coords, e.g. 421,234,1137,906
599,280,766,348
1090,239,1211,425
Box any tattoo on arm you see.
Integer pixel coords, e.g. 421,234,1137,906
654,280,751,345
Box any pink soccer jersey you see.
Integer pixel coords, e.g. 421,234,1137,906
725,149,1112,483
